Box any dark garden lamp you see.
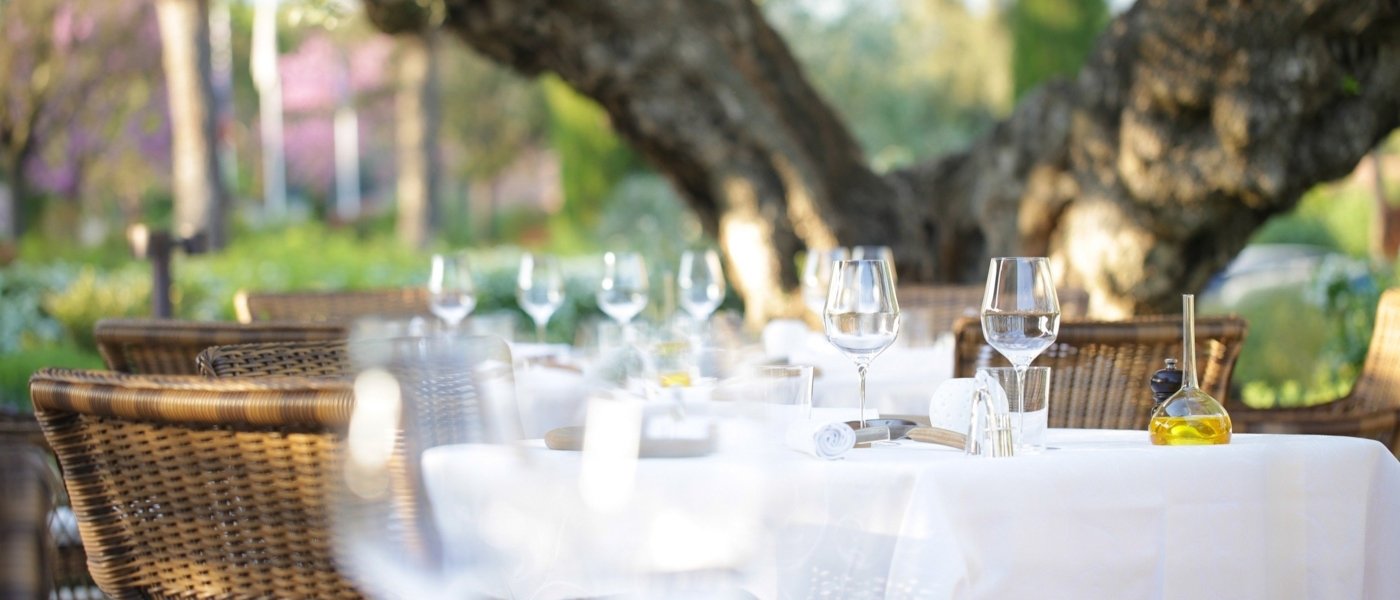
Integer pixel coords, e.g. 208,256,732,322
126,224,206,318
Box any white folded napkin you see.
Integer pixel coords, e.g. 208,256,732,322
784,420,857,460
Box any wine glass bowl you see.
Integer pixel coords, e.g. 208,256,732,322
823,259,900,429
850,245,896,282
678,248,726,322
597,251,649,326
980,257,1060,452
801,247,850,318
517,253,565,343
429,252,477,328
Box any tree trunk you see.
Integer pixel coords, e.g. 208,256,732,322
367,0,1400,320
155,0,230,250
394,32,443,248
1,151,30,242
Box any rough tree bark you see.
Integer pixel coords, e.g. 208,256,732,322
364,1,443,248
155,0,231,250
366,0,1400,320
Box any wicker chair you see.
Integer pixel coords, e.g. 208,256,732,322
197,340,350,379
899,284,1090,342
2,410,100,600
29,369,362,599
95,318,346,375
952,315,1248,430
234,288,432,324
1230,289,1400,451
0,440,55,600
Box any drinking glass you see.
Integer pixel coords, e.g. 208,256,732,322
517,253,565,342
801,247,849,318
597,251,649,331
823,259,900,429
678,248,725,322
977,366,1051,453
429,252,477,329
980,257,1060,448
333,324,523,598
851,245,896,282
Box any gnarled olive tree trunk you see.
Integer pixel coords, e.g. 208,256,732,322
367,0,1400,321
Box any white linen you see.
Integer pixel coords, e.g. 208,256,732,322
790,331,953,416
422,430,1400,600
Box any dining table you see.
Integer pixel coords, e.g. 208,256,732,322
420,427,1400,600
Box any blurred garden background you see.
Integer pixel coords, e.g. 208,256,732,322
1,0,1397,412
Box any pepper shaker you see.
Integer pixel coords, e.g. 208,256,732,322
1149,358,1183,407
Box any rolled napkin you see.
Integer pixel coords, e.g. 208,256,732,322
784,420,857,460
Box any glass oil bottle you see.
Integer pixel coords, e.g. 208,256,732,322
1149,294,1232,445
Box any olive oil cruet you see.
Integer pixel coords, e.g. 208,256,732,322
1149,294,1232,445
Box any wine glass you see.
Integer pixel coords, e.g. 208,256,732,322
597,251,649,331
823,259,900,429
801,247,850,318
980,257,1060,452
517,253,565,343
850,245,896,282
429,252,477,329
678,248,725,322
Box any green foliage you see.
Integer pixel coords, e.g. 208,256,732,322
0,344,104,412
765,0,1009,168
42,265,151,351
1207,285,1345,408
0,262,72,353
542,75,640,236
1009,0,1109,101
1248,185,1376,258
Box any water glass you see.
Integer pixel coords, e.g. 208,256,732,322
977,366,1051,454
801,247,849,318
597,251,649,326
429,252,477,328
755,365,814,423
517,253,565,342
851,245,896,282
678,248,726,322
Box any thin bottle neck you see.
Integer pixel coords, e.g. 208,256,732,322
1181,294,1200,390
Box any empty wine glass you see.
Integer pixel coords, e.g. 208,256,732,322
801,247,850,318
678,248,725,322
517,253,565,343
980,257,1060,452
850,245,896,282
823,259,901,429
597,251,649,330
429,252,477,329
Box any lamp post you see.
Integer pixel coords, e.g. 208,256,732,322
127,224,205,318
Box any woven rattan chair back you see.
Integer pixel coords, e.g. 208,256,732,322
898,284,1090,342
952,315,1248,430
94,318,346,375
1341,288,1400,414
0,441,56,600
235,288,433,324
197,340,351,379
29,369,363,599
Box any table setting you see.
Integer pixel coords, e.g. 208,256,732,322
325,249,1400,599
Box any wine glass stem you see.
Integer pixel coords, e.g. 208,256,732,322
857,363,869,429
535,320,547,343
1013,364,1027,444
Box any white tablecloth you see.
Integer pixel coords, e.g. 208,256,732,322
421,430,1400,599
788,332,953,416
